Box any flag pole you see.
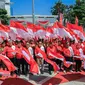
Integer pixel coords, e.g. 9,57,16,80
32,0,35,24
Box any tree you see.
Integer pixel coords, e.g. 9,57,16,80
69,0,85,27
0,9,10,25
51,0,85,27
51,0,67,21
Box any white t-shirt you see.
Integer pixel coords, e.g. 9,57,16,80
40,46,45,52
28,47,34,58
68,46,74,56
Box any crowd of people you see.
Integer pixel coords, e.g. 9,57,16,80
0,37,85,76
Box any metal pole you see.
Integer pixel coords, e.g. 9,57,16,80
32,0,35,24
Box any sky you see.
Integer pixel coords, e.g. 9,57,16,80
11,0,76,15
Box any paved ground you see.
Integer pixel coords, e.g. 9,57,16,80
0,72,85,85
19,72,85,85
0,64,85,85
60,77,85,85
20,71,56,85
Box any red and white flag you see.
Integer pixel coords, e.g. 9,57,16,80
21,47,39,74
52,21,73,39
75,16,78,25
0,24,9,39
10,20,28,40
67,23,85,41
47,47,72,68
35,46,59,72
60,13,63,24
10,20,27,32
0,54,16,72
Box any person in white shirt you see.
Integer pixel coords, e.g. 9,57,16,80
35,40,45,74
26,43,34,58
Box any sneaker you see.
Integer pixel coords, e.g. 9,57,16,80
63,70,66,74
56,71,59,74
49,71,52,75
70,70,73,72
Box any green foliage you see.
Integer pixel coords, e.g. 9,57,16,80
0,9,10,25
51,1,66,15
51,0,85,27
69,0,85,26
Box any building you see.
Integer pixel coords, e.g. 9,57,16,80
11,15,58,25
0,0,57,24
0,0,11,16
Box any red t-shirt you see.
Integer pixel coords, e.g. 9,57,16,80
15,47,23,59
2,46,16,58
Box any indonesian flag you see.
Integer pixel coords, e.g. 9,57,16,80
27,22,37,39
38,20,49,25
47,47,72,68
34,24,46,38
75,16,78,25
27,22,37,32
0,24,10,32
45,26,54,38
59,13,63,24
10,20,27,32
0,24,9,39
35,46,59,72
0,54,16,72
21,47,39,74
52,21,73,39
67,23,85,40
10,20,28,40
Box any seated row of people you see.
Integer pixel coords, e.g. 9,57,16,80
0,38,85,75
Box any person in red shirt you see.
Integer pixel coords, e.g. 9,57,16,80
53,40,63,71
74,43,82,72
15,40,23,75
2,40,17,75
47,42,60,74
35,40,45,74
2,40,16,66
63,41,73,72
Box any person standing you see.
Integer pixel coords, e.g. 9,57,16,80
35,40,45,74
15,41,23,75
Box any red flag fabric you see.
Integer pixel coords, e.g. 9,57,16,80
67,23,83,32
57,22,64,28
10,20,27,32
52,21,59,28
27,22,37,32
0,54,16,71
55,22,73,39
0,24,10,32
35,46,59,72
67,23,85,40
45,27,53,39
16,34,22,41
47,46,72,68
38,20,49,25
59,13,63,24
27,22,45,32
21,47,39,74
75,16,78,25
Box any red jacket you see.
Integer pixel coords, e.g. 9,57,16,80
15,47,23,59
2,46,16,58
63,47,71,57
47,46,57,59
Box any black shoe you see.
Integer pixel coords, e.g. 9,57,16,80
22,72,25,75
60,69,63,71
49,71,52,75
41,70,44,74
25,73,27,76
78,69,81,72
29,73,33,75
